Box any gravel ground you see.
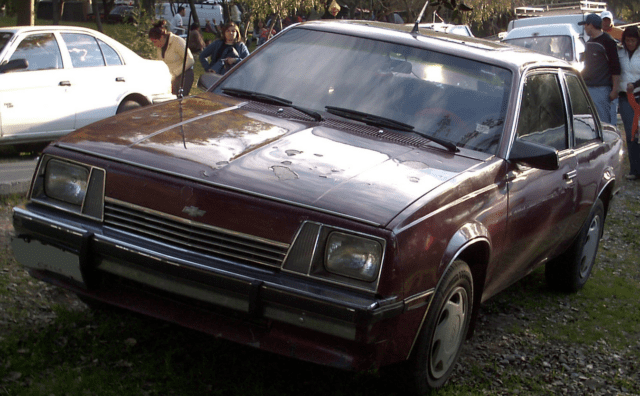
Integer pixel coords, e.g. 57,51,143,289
1,179,639,395
448,182,640,395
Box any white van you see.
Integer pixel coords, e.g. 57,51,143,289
503,23,586,71
506,1,608,42
155,2,224,28
508,14,590,42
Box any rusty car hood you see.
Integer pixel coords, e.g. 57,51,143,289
57,93,484,226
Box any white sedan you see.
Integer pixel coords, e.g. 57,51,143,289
0,26,175,148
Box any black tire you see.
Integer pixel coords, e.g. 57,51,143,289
409,259,473,394
546,199,604,293
76,294,118,312
116,99,143,114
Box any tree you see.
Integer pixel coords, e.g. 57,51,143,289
187,0,200,26
93,0,104,32
52,0,60,24
15,0,34,26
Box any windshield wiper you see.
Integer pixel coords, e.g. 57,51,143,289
222,88,323,121
325,106,414,131
325,106,458,152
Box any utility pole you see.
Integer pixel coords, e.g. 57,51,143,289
16,0,35,26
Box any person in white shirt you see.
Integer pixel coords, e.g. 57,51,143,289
172,6,186,34
149,20,195,96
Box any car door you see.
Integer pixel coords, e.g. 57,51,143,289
59,32,127,129
561,71,603,237
0,32,75,141
486,71,578,290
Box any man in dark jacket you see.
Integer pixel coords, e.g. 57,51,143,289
579,13,621,124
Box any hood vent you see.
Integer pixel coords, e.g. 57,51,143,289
242,102,434,149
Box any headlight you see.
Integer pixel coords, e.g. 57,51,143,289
325,232,382,282
44,159,90,206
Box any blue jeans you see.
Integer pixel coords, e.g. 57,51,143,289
588,86,613,125
610,97,618,125
619,95,640,176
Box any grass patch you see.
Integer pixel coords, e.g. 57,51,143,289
0,307,413,395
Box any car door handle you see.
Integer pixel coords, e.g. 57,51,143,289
564,170,578,181
59,81,71,86
115,77,125,82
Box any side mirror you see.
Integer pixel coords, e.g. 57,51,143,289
197,72,222,91
509,138,559,170
0,58,28,73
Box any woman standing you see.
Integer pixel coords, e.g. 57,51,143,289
149,20,195,97
618,26,640,180
199,22,249,75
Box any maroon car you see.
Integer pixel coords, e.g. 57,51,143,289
11,21,622,393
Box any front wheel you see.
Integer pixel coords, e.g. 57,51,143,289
546,199,604,293
409,259,473,394
116,99,144,114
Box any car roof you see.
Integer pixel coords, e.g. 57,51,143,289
0,25,106,35
504,23,581,39
0,25,143,62
295,20,571,72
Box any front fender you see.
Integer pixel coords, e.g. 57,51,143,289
439,222,491,272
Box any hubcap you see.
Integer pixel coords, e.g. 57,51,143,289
579,214,601,279
429,286,468,379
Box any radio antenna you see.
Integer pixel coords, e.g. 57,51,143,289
178,10,193,99
411,0,429,34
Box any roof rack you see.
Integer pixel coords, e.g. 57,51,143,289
514,1,607,17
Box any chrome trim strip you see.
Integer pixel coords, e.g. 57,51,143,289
13,206,87,237
403,289,435,311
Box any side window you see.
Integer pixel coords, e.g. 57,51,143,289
9,33,62,71
98,39,123,66
61,33,105,68
516,73,568,151
565,74,599,145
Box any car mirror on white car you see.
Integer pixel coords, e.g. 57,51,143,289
0,58,28,73
197,72,222,91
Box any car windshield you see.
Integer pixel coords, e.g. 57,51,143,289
0,32,13,53
215,28,512,154
504,35,574,62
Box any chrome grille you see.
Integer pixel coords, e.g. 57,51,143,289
103,199,289,268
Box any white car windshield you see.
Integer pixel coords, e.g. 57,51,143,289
504,35,574,62
216,28,512,154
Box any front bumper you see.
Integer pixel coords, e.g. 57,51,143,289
11,204,415,370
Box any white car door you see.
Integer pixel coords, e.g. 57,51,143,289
59,32,129,129
0,32,75,141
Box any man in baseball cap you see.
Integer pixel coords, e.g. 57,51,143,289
579,13,621,124
600,10,623,41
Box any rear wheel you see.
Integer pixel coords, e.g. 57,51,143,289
546,199,604,292
116,99,144,114
409,259,473,394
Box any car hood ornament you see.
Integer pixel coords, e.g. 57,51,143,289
182,206,206,217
